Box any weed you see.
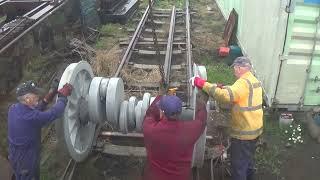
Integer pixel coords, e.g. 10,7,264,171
255,144,282,176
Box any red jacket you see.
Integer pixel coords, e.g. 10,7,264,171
143,96,207,180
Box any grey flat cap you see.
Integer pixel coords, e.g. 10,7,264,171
231,56,252,67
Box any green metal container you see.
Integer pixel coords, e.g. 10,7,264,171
216,0,320,110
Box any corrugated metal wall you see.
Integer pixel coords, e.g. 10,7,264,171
216,0,288,106
276,0,320,106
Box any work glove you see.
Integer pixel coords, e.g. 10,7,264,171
58,83,73,97
189,76,206,89
43,79,60,103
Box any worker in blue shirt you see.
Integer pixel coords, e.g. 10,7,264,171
8,80,72,180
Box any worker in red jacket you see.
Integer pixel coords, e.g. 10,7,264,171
142,93,208,180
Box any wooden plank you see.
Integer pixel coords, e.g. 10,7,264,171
134,49,183,55
127,28,185,34
132,63,185,70
119,36,186,42
103,144,147,157
120,41,186,46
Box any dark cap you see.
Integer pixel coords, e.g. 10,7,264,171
16,80,44,97
158,95,182,118
231,56,252,68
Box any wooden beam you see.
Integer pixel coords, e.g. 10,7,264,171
103,144,147,157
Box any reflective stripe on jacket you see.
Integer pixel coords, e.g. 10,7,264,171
202,71,263,140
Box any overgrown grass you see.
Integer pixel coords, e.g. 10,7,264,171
199,56,236,84
95,24,127,50
255,118,284,177
140,0,185,9
255,116,309,177
155,0,185,9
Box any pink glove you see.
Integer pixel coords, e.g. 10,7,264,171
190,76,206,89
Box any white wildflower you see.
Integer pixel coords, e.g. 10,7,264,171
285,130,288,134
298,128,301,132
289,138,291,140
301,140,304,143
290,125,293,128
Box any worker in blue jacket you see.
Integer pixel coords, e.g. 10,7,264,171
8,80,72,180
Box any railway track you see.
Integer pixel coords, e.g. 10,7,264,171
115,0,193,104
60,1,199,179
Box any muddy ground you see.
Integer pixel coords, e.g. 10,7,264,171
1,0,320,180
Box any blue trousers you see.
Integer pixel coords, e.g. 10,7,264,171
231,138,257,180
9,145,40,180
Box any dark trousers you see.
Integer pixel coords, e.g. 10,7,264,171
231,138,257,180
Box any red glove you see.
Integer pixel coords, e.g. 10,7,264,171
43,79,60,103
58,83,73,97
190,76,206,89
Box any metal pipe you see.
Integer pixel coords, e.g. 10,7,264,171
185,0,193,106
163,7,176,85
114,0,154,77
0,0,68,54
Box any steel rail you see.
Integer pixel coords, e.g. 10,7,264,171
60,159,76,180
185,0,193,106
114,0,154,77
0,0,67,54
163,6,176,85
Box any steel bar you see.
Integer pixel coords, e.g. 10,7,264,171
99,131,214,140
0,0,67,54
23,2,48,17
186,0,193,106
163,7,176,85
114,0,154,77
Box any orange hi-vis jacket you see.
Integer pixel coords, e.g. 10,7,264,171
203,71,263,140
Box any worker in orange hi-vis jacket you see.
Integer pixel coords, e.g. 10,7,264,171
190,56,263,180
